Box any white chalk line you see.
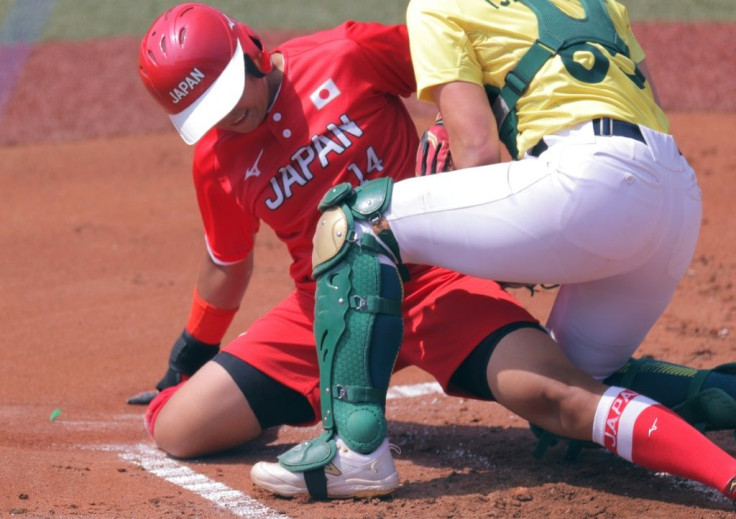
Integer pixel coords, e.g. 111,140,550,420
92,381,725,516
91,383,446,518
57,413,142,430
387,381,442,399
117,443,289,519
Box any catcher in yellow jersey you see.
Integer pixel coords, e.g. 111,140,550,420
251,0,736,503
409,0,669,165
402,0,689,380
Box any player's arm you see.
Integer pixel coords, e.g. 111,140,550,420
196,250,253,310
128,250,253,404
157,250,253,388
606,1,661,106
430,81,501,168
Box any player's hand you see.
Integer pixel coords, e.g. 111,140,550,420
416,116,453,176
126,389,159,405
126,330,220,405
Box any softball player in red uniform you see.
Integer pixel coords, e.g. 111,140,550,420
251,0,736,503
137,3,537,460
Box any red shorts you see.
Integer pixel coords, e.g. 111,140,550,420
222,266,537,422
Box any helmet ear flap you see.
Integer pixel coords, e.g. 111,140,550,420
244,54,263,78
246,36,272,77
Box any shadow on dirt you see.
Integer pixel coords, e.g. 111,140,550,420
190,421,735,512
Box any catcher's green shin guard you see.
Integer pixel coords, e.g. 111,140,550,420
278,179,405,494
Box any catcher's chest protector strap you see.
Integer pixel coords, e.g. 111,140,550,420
491,0,632,158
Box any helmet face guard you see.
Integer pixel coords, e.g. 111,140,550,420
138,2,271,144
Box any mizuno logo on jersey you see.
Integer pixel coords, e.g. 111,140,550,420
245,149,264,179
310,78,341,110
169,68,205,104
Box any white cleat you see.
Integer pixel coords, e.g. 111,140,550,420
251,436,400,499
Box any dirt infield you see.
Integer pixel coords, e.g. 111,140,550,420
1,23,736,518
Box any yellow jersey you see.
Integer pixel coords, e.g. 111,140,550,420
407,0,669,158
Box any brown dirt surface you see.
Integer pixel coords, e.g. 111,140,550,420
2,22,736,519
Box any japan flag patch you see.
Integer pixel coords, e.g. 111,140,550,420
310,78,341,110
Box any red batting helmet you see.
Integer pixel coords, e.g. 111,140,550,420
138,2,272,144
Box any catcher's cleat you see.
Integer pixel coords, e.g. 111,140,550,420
673,387,736,433
671,363,736,433
251,436,400,499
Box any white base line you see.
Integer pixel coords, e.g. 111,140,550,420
101,383,444,519
118,443,289,519
108,381,726,516
387,381,443,400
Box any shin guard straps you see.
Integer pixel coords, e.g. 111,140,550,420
279,179,405,483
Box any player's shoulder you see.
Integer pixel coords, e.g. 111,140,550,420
279,21,405,57
277,23,354,51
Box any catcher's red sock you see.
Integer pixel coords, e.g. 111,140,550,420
592,386,736,499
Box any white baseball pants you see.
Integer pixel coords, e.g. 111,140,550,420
385,122,702,378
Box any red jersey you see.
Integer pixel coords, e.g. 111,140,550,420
192,22,418,290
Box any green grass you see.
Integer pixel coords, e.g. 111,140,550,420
624,0,736,21
0,0,733,42
2,0,409,41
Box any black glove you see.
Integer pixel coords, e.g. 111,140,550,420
126,330,219,405
155,329,220,390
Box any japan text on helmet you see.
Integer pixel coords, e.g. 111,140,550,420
138,2,272,144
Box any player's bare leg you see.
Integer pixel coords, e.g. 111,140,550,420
487,327,736,500
148,361,262,458
486,327,602,439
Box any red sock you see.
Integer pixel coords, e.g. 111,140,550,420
592,386,736,499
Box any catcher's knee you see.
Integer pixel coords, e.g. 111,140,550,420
312,178,404,277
